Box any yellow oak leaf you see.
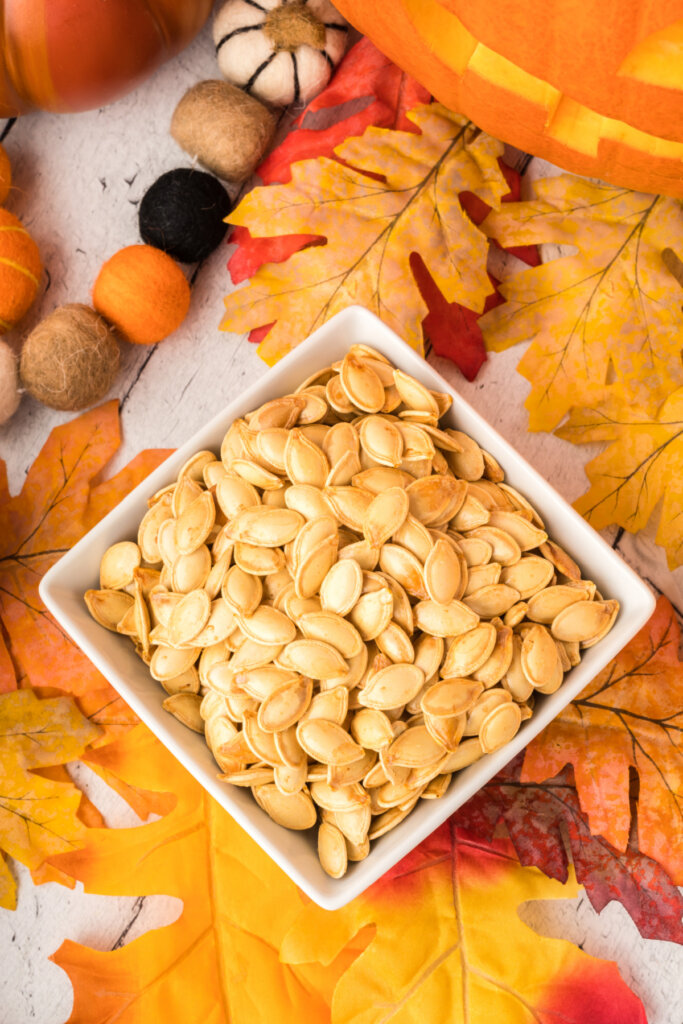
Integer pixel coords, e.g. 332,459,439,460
0,689,101,909
556,387,683,568
0,401,171,742
480,175,683,432
221,104,507,365
282,825,646,1024
48,727,645,1023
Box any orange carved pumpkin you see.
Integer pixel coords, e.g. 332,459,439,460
333,0,683,197
0,0,213,117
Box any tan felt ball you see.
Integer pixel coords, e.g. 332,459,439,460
20,304,120,411
170,80,276,182
93,244,191,346
0,340,21,424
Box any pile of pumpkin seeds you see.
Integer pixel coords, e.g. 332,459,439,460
85,344,619,879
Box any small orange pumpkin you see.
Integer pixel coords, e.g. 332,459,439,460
333,0,683,197
0,0,213,117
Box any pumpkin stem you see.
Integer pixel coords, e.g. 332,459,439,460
264,3,326,51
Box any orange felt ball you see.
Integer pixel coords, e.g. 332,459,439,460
92,244,190,345
0,208,41,333
0,143,10,204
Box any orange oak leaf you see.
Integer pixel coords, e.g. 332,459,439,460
0,689,101,910
221,105,506,365
480,176,683,433
523,596,683,884
0,401,171,742
281,824,646,1024
49,727,645,1023
556,388,683,569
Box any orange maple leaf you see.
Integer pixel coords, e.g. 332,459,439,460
0,401,171,743
221,105,507,365
480,176,683,433
556,388,683,569
48,727,645,1024
523,596,683,883
0,689,101,909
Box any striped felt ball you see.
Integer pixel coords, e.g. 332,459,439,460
0,209,42,333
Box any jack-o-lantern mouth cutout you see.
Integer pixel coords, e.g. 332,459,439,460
333,0,683,197
0,0,213,117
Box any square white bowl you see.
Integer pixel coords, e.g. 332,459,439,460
40,305,655,910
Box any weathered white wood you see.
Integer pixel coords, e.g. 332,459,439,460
0,22,680,1024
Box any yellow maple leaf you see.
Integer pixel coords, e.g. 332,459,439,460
556,387,683,568
282,825,645,1024
480,175,683,433
0,689,101,909
221,104,507,365
48,727,645,1023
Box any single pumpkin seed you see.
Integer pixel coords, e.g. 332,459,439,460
349,588,394,641
423,538,461,606
257,676,313,733
85,589,134,631
253,784,317,830
479,702,523,753
550,599,617,644
340,353,385,413
463,583,521,618
413,599,479,638
99,541,141,590
299,611,363,658
421,677,484,718
357,663,425,710
320,559,363,616
297,719,364,766
162,693,204,733
279,639,348,679
522,624,564,692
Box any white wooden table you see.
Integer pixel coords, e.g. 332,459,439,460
1,24,682,1024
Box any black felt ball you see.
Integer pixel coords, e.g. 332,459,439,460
138,168,232,263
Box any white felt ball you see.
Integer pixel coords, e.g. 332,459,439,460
213,0,349,107
0,340,21,424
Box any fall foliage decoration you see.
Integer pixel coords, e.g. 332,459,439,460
557,391,683,571
480,175,683,434
92,245,191,346
0,690,100,910
213,0,349,107
455,752,683,945
524,596,683,885
221,103,507,365
48,726,647,1024
283,825,648,1024
331,0,683,198
0,402,169,734
0,0,213,117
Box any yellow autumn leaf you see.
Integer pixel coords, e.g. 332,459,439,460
480,175,683,432
221,104,507,364
49,729,645,1024
0,689,101,909
282,824,646,1024
556,387,683,569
